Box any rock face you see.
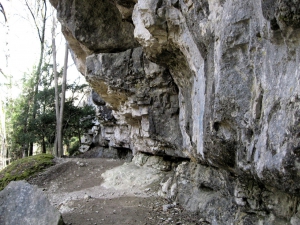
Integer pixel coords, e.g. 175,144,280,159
0,181,64,225
85,48,183,157
50,0,300,223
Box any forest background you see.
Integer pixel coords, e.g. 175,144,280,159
0,0,95,169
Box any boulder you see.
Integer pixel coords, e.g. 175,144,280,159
0,181,64,225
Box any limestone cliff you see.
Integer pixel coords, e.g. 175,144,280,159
50,0,300,224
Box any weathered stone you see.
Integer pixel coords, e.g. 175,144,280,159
162,204,173,211
83,194,91,200
53,0,137,52
133,152,172,171
132,0,300,196
91,90,106,106
50,0,139,74
85,47,183,157
49,0,300,223
159,160,300,224
85,146,133,161
78,144,89,153
133,0,208,161
262,0,300,30
0,181,64,225
101,162,162,192
78,133,94,153
80,133,92,145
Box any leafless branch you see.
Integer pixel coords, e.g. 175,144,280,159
0,68,7,78
24,0,42,42
0,3,7,22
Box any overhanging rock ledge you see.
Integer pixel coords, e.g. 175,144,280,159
50,0,300,223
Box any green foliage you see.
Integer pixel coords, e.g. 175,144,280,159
5,73,36,159
63,101,94,139
6,64,94,159
0,154,54,191
68,137,80,156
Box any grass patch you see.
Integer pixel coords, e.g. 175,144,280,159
0,154,54,191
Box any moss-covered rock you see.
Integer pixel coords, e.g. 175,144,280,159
0,154,54,191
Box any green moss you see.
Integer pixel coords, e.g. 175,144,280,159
0,154,54,191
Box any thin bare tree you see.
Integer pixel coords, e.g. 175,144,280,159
24,0,48,156
0,3,7,22
52,14,68,157
58,43,68,157
52,14,59,157
0,2,8,168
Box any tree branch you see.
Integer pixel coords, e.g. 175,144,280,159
24,0,42,42
0,3,7,22
0,68,7,78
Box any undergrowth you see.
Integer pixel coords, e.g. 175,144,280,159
0,154,54,191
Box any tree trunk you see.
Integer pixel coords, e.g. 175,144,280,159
42,136,46,153
23,144,28,158
29,39,45,156
0,1,9,167
22,99,31,158
52,13,59,157
78,121,81,145
66,139,70,156
57,43,69,157
26,0,47,156
29,142,33,156
0,99,7,168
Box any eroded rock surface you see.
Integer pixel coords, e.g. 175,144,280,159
85,47,183,157
133,0,300,195
0,181,64,225
49,0,300,223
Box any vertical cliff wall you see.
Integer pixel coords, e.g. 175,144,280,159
50,0,300,223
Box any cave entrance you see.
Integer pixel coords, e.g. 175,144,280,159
114,147,133,161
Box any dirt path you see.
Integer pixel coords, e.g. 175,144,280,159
28,158,199,225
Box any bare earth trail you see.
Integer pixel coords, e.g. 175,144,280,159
28,158,199,225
